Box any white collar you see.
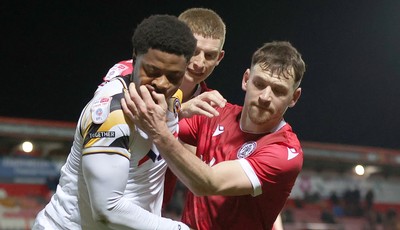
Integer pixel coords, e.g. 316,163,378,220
240,119,286,134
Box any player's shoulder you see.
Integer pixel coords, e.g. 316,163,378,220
97,75,130,94
256,123,302,156
217,102,242,115
90,78,129,124
103,59,133,81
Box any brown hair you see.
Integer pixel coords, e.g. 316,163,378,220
251,41,306,86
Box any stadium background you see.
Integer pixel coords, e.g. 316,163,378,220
1,0,400,229
1,117,399,229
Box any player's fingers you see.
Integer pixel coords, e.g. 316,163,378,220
127,82,144,105
123,84,140,116
184,100,220,118
199,91,226,108
121,97,135,121
138,85,155,108
151,91,168,111
197,101,220,117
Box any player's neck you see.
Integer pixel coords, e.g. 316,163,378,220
240,119,286,134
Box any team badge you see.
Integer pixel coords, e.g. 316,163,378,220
237,141,257,159
171,97,181,117
168,89,182,118
91,97,112,124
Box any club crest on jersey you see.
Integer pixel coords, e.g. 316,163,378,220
237,141,257,159
172,97,181,117
91,97,112,124
168,92,182,118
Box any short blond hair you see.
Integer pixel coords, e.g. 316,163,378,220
178,8,226,48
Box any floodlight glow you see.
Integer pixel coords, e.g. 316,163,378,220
355,165,365,176
22,141,33,153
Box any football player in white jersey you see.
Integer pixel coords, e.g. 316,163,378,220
33,14,196,230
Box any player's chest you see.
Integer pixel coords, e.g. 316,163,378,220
129,129,163,167
197,123,261,165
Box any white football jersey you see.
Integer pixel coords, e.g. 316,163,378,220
33,76,181,229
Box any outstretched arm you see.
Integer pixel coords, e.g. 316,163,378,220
121,83,253,196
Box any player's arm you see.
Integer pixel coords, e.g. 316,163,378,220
82,153,190,230
122,84,255,196
169,138,255,196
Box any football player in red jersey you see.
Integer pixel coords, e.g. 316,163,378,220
122,40,306,230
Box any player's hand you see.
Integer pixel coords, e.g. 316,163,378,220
121,83,170,138
179,90,227,118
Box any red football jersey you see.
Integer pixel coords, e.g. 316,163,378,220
179,103,303,230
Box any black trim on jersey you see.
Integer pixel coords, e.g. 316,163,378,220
110,93,123,113
83,123,101,146
121,74,132,85
109,136,130,150
83,123,129,150
108,75,130,112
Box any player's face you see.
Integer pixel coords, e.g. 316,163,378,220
183,34,224,86
133,48,188,99
240,64,301,133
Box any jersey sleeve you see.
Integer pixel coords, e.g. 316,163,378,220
178,115,204,146
81,101,131,159
241,144,303,196
80,79,132,159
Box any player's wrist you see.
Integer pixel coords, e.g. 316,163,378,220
178,102,190,119
152,129,176,148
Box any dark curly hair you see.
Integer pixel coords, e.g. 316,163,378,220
132,14,197,62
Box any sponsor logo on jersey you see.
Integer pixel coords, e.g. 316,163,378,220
237,141,257,159
287,147,300,160
89,131,116,138
91,97,111,124
212,124,224,137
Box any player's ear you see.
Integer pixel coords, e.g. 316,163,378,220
289,87,302,108
215,50,225,66
242,69,250,91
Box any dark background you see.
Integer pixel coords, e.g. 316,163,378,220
2,1,399,149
